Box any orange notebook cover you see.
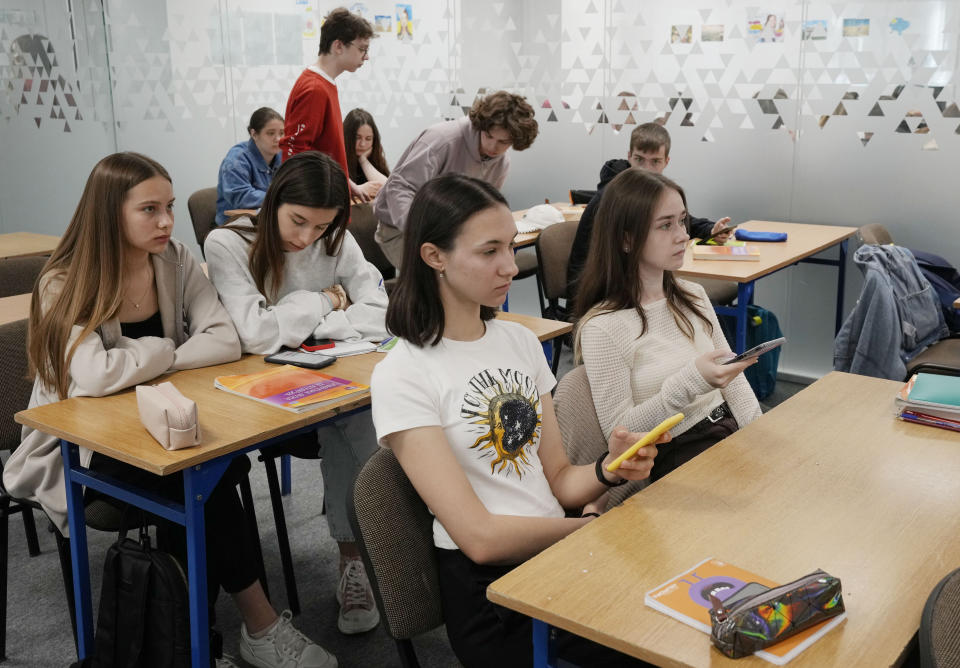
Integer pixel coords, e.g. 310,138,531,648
692,244,761,261
645,558,846,665
214,364,367,413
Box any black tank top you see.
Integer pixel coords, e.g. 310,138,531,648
119,310,163,339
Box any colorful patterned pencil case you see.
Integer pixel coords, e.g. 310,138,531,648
709,569,845,659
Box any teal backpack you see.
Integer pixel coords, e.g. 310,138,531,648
719,305,782,401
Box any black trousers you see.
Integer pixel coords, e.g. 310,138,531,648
87,453,260,603
650,413,738,483
435,547,653,668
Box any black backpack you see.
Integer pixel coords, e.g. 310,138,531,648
90,526,191,668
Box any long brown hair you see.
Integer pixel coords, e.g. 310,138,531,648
386,174,506,346
574,168,712,354
224,151,350,302
28,152,171,399
343,108,389,183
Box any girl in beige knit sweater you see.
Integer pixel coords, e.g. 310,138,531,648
574,168,762,483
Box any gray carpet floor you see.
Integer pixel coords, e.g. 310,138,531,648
1,340,807,668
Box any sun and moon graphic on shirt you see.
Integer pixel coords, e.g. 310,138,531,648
459,367,542,478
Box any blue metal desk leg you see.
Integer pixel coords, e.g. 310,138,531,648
61,440,94,659
734,282,755,354
835,239,848,334
281,454,292,496
183,466,214,668
532,619,558,668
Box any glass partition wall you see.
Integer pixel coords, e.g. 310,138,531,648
2,0,957,378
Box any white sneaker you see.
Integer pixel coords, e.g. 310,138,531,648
336,558,380,634
239,610,337,668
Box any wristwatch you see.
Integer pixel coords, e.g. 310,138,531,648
595,451,627,487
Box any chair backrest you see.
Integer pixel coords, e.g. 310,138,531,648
0,319,32,453
554,366,648,507
535,219,579,306
859,224,894,245
569,189,596,205
349,447,443,640
187,187,218,249
920,566,960,668
349,202,396,280
0,256,47,298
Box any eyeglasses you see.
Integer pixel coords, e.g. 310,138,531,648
349,42,370,56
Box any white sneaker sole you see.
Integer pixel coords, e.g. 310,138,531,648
337,607,380,635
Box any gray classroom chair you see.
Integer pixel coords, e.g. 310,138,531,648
920,567,960,668
349,448,442,668
0,319,77,659
0,256,47,298
554,365,649,509
187,187,218,251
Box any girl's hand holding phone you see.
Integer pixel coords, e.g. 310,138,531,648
602,426,668,481
695,350,757,388
709,217,734,244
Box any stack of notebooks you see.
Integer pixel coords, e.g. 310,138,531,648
895,373,960,432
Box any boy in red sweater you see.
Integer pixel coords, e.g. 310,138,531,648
281,7,376,203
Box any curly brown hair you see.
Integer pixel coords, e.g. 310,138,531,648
468,91,539,151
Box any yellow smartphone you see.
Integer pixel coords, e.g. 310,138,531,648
606,413,684,472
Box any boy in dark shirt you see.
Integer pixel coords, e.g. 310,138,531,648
567,122,734,297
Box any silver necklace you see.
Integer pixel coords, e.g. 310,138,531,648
126,265,153,310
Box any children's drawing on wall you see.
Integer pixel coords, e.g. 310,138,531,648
375,15,392,33
889,18,910,35
843,19,869,37
802,20,827,40
396,4,413,42
701,25,724,42
349,3,369,18
670,25,693,44
749,14,784,42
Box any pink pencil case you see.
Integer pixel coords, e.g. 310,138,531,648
135,382,201,450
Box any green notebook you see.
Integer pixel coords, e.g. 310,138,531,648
909,373,960,407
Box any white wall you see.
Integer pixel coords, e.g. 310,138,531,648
2,0,958,380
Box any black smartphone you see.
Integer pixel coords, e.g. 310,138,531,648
300,337,334,352
722,337,786,365
264,349,336,370
697,224,738,245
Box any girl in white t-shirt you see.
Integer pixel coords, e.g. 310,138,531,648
574,168,761,484
371,173,663,667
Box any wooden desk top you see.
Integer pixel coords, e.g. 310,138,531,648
16,353,384,476
0,232,60,259
677,221,857,282
14,314,563,476
488,371,960,667
496,311,572,342
0,293,30,326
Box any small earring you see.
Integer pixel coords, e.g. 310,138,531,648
439,268,446,279
623,246,630,253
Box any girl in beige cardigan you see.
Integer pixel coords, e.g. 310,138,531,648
3,152,334,668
